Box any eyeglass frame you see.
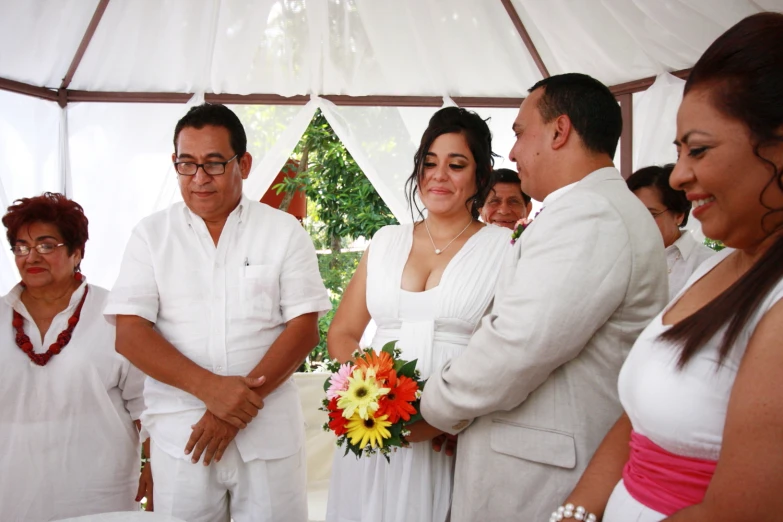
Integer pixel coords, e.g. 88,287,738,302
11,243,67,257
173,154,240,176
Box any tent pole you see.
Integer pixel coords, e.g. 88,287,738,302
0,71,690,108
619,93,633,179
499,0,550,79
58,0,110,102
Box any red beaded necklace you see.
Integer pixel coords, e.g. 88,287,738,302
13,274,88,366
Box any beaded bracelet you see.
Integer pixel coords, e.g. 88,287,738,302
549,503,597,522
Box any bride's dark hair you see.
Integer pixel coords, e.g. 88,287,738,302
404,107,495,222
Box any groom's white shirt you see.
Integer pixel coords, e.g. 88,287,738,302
421,166,668,522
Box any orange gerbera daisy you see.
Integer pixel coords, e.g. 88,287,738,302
327,397,348,436
355,350,395,383
377,370,418,423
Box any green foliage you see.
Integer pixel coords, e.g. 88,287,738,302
299,251,362,371
275,110,397,247
704,237,726,251
282,110,396,371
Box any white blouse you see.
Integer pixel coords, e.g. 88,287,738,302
0,280,145,521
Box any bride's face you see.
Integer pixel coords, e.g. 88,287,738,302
419,132,477,218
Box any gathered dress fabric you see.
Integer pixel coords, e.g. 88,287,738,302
326,223,511,522
604,249,783,521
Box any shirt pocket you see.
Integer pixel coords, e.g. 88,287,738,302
240,264,278,321
490,419,576,469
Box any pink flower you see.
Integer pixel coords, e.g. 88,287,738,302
326,363,353,399
510,217,534,245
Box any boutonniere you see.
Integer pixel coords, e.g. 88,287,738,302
510,210,542,245
510,217,533,245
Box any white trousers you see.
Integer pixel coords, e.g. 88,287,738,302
151,440,308,522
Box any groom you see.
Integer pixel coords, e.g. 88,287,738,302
420,73,668,521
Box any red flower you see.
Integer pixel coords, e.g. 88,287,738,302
355,350,395,384
327,397,348,436
377,371,418,423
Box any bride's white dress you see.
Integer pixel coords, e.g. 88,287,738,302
326,223,511,522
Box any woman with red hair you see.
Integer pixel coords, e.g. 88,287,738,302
0,192,151,520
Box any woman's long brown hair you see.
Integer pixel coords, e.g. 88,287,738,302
660,12,783,368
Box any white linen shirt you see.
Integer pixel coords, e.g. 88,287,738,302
104,195,331,463
0,280,145,521
666,231,715,300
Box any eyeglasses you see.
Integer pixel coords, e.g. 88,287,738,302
174,154,239,176
11,243,66,256
650,209,670,219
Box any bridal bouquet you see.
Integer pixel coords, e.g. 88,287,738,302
321,341,424,460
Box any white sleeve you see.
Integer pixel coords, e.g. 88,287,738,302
279,220,332,323
421,192,632,433
103,224,159,324
118,356,146,422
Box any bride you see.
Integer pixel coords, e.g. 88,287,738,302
325,106,511,522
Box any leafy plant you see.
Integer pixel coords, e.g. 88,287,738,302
287,110,397,371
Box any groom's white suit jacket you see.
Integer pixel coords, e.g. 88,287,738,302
421,167,668,522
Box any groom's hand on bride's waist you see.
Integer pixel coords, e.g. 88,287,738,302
405,420,444,443
431,433,458,456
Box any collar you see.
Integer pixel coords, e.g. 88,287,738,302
183,194,249,226
667,231,698,259
4,277,89,314
542,182,578,207
541,167,620,207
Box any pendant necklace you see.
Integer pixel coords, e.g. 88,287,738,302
423,218,473,255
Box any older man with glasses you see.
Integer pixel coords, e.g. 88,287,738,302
105,103,331,522
479,168,533,229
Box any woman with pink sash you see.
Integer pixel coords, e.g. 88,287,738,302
551,12,783,522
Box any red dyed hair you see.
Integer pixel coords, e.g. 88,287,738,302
2,192,89,259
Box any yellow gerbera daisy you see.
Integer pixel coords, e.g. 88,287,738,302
345,413,392,449
337,368,390,420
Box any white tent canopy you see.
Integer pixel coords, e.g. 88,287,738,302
1,0,780,290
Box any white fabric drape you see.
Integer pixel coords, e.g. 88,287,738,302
317,100,421,222
633,73,686,170
0,90,62,292
240,100,320,201
510,0,768,85
0,0,98,87
67,102,188,290
2,0,773,95
631,73,709,241
62,0,541,97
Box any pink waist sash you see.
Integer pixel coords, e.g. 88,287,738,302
622,430,717,515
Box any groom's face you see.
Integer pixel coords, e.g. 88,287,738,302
509,88,550,202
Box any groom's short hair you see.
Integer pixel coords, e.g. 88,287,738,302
528,73,622,159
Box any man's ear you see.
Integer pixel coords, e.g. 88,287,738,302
239,152,253,179
551,114,572,151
